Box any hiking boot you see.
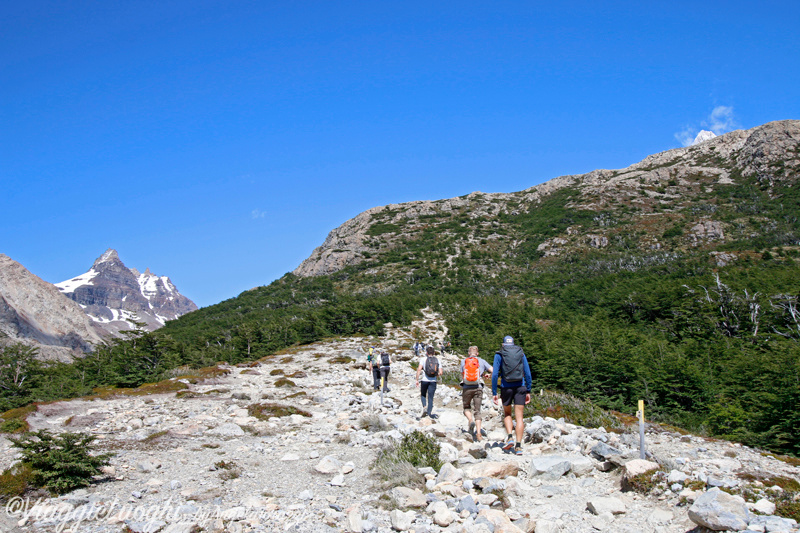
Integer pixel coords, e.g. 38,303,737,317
421,411,428,418
429,413,438,419
502,435,515,451
514,444,523,456
468,421,475,435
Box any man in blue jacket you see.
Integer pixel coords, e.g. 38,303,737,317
491,335,532,455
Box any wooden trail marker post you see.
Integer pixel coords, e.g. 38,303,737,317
638,399,646,459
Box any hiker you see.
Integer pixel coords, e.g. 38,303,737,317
415,346,442,418
413,341,420,357
379,351,392,393
491,335,532,456
460,345,492,441
367,349,380,391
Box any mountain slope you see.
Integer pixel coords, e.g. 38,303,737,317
294,120,800,280
56,249,197,337
0,254,104,360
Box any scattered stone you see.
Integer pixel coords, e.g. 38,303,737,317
391,487,427,508
587,496,627,515
463,461,520,479
315,455,343,474
688,487,750,531
530,456,571,480
390,509,415,531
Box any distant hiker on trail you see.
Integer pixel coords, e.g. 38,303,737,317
491,335,532,456
415,346,442,419
460,345,492,441
413,341,420,357
379,351,392,393
367,349,380,391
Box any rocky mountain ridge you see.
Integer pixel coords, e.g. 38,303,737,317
56,249,197,337
293,120,800,279
0,254,104,360
2,310,797,533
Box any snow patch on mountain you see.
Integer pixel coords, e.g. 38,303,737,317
56,249,197,337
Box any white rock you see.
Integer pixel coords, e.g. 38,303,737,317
438,442,459,463
688,488,750,531
315,455,342,474
587,497,626,515
347,506,363,532
390,509,415,531
530,456,571,479
752,498,776,515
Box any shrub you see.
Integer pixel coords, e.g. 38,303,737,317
525,390,626,430
0,463,34,501
274,378,296,387
9,430,112,495
358,414,389,432
247,403,311,420
0,418,28,434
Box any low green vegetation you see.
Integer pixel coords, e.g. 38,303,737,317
372,430,442,489
7,430,112,495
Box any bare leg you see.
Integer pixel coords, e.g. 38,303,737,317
475,418,483,441
503,405,513,435
514,404,525,443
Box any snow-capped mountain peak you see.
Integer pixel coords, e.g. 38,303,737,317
692,130,717,145
56,250,196,337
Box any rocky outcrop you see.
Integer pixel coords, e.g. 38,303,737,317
56,249,197,337
293,120,800,278
0,254,104,360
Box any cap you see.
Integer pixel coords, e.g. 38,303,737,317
502,335,514,345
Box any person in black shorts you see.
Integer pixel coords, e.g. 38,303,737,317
491,335,532,455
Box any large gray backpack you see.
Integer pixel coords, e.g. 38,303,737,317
499,345,525,382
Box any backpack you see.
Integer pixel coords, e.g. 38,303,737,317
463,357,480,384
499,346,525,382
424,356,439,378
380,353,390,367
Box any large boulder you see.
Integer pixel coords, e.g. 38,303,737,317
688,488,750,531
529,456,571,480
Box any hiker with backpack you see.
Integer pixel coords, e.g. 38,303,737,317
460,345,493,441
415,346,442,418
491,335,532,456
379,351,392,393
367,348,381,391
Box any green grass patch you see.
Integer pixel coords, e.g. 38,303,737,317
247,403,311,420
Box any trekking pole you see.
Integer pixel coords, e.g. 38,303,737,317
380,376,385,407
638,400,646,459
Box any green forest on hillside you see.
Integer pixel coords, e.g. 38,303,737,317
2,166,799,456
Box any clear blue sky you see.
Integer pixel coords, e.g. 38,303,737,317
2,1,799,308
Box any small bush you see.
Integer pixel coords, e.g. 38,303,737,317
525,390,625,430
329,356,355,364
9,430,113,495
247,403,311,420
0,418,28,434
624,469,666,493
274,378,296,387
0,463,34,501
269,369,284,376
359,414,389,432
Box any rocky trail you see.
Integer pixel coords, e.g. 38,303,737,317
1,309,798,533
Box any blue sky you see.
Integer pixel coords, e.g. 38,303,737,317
2,1,799,307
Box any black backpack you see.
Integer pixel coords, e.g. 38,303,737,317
499,345,525,382
424,356,439,377
380,353,390,366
